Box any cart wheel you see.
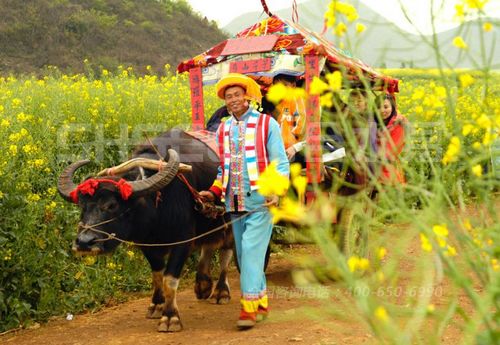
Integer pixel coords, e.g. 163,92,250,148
337,203,371,258
234,244,271,273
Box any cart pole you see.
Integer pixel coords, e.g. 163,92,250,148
304,55,322,186
189,67,205,131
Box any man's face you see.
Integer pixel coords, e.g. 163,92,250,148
224,85,247,116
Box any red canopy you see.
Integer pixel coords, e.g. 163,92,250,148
177,15,398,93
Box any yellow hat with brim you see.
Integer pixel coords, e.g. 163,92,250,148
216,73,262,103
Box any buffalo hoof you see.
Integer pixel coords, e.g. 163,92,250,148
210,288,231,305
158,315,183,332
146,303,164,319
194,273,213,300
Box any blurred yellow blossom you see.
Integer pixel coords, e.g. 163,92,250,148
492,259,499,272
459,74,475,88
471,164,483,177
462,124,474,136
374,306,389,322
266,83,287,104
427,304,435,314
483,22,493,32
257,161,290,197
269,197,305,224
320,92,333,108
432,224,448,237
326,71,343,91
442,136,461,164
453,36,468,49
355,23,365,33
335,22,347,37
377,247,387,260
445,245,457,257
420,233,433,252
310,76,330,96
84,256,96,265
464,0,489,10
347,256,370,272
454,4,465,21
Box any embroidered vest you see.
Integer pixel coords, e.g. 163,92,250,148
217,110,271,195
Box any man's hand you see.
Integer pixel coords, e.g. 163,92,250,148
286,146,296,160
199,190,215,202
265,195,279,207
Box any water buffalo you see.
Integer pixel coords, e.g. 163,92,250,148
57,129,233,332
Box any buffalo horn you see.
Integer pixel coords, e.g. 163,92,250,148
57,160,91,201
128,149,180,196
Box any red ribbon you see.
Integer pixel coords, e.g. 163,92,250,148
70,178,133,203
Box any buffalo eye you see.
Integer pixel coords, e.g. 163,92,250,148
101,200,119,213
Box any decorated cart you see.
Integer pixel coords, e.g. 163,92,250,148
177,7,399,256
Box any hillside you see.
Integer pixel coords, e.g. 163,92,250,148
0,0,228,75
223,0,499,69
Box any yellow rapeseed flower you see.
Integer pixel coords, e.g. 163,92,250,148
483,22,493,32
269,197,305,224
453,36,468,49
266,83,287,104
326,71,343,91
374,306,389,322
377,247,387,260
445,245,457,257
256,161,290,197
465,0,489,10
472,142,482,150
442,136,461,164
310,76,330,96
491,259,499,272
426,304,435,314
8,145,17,156
347,256,370,272
472,164,483,176
320,92,333,108
432,224,448,237
84,256,96,265
356,23,365,33
459,74,475,88
335,22,348,37
462,124,474,136
420,233,433,252
454,4,465,21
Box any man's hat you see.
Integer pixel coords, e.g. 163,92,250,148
216,73,262,103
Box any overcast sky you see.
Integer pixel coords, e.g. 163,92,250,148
186,0,499,35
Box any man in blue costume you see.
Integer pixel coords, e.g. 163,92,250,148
200,73,289,329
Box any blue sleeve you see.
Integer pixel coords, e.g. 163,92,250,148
267,117,290,177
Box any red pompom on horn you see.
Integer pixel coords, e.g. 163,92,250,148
70,178,133,203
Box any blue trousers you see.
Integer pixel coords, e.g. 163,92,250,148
231,210,273,306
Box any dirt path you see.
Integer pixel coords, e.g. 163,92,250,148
5,198,496,345
2,245,375,345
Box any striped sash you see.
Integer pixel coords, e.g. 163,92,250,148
217,110,271,195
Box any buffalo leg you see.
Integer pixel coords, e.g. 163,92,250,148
211,247,232,304
195,246,214,300
158,244,190,332
142,250,167,319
